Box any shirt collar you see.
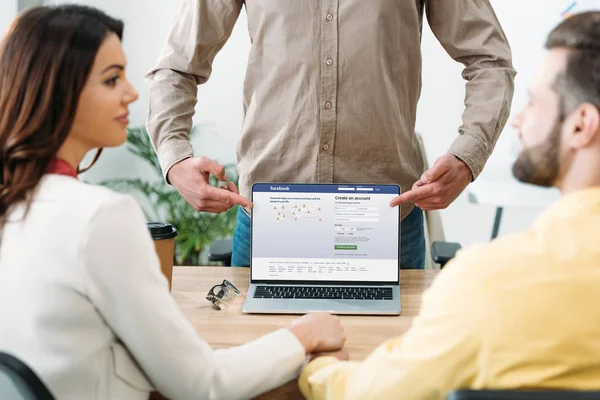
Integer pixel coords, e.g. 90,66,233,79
533,186,600,229
45,158,78,179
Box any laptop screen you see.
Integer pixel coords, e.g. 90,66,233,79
251,183,400,283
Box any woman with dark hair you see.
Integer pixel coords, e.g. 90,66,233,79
0,6,345,400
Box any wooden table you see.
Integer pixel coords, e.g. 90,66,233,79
170,267,438,399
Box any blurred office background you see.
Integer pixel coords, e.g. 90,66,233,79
1,0,596,263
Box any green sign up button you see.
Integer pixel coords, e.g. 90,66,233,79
335,244,358,250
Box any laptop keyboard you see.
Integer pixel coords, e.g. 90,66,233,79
253,286,394,300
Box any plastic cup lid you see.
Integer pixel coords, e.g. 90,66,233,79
147,222,178,240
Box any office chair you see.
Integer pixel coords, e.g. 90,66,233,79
414,131,461,269
447,389,600,400
208,238,233,266
0,352,54,400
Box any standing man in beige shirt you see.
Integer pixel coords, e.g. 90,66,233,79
147,0,515,268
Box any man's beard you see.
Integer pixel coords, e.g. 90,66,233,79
512,122,562,187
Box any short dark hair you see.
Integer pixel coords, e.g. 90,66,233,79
545,12,600,120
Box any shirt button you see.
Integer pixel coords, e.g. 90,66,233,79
324,102,332,109
322,143,330,151
326,58,333,66
326,13,334,21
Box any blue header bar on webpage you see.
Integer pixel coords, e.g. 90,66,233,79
252,183,399,194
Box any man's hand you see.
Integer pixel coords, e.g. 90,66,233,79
167,156,253,213
308,350,350,362
390,154,472,211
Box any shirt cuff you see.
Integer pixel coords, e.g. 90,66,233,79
299,356,341,399
258,328,307,381
211,328,307,400
269,328,307,360
447,132,488,181
158,140,194,184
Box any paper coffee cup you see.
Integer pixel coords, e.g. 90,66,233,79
147,222,178,290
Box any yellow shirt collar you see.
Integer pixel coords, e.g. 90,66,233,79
533,186,600,230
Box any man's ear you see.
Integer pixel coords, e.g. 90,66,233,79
566,103,600,150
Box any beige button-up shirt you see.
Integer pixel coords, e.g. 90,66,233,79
147,0,515,219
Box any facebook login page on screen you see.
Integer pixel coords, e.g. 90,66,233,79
251,184,400,282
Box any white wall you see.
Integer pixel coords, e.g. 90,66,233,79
40,0,598,246
0,0,17,37
416,0,589,245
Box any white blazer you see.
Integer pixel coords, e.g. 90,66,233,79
0,175,305,400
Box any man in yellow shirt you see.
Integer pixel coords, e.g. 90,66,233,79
299,11,600,400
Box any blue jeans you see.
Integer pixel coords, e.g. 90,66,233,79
231,206,425,269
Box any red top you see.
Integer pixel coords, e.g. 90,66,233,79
45,158,77,179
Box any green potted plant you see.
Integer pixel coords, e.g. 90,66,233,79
100,126,238,265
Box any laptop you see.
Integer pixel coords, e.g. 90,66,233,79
242,183,401,315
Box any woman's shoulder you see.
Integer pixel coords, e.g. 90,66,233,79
36,175,144,223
